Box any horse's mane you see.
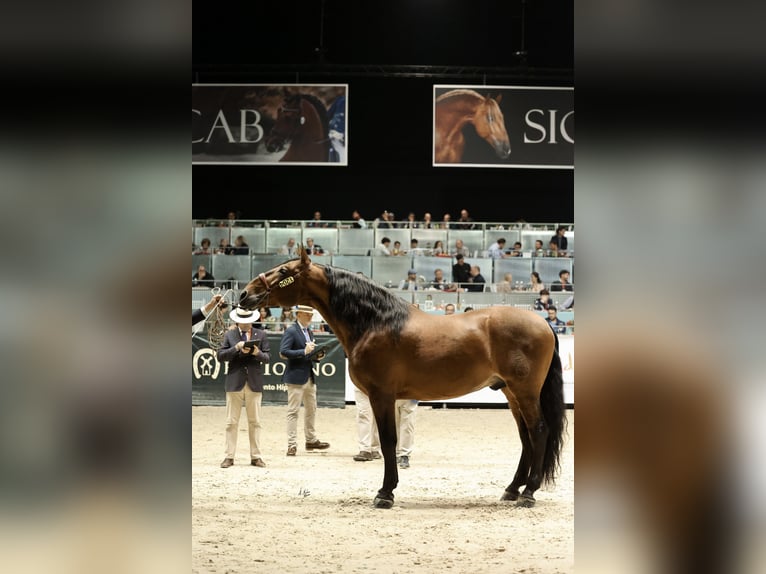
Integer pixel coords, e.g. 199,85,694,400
436,89,483,104
294,93,330,138
324,266,411,341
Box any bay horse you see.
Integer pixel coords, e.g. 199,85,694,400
435,89,511,163
239,248,566,508
264,93,330,162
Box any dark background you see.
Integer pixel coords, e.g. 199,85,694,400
193,1,573,222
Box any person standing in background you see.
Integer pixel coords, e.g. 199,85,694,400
280,305,330,456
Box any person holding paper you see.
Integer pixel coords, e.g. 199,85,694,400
280,305,330,456
216,307,271,468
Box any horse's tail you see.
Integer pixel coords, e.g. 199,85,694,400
540,331,567,485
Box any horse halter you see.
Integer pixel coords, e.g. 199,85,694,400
269,103,305,142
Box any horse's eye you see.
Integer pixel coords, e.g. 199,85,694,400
278,267,288,276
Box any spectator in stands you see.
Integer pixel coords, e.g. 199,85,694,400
307,210,327,228
278,238,298,257
533,239,546,257
509,241,523,257
529,271,545,293
456,209,475,229
192,265,216,288
195,237,212,255
546,307,567,334
352,210,367,229
550,226,569,256
391,240,404,256
257,306,278,331
547,240,559,258
231,235,249,255
305,237,325,255
466,265,486,292
405,212,417,228
496,272,514,293
280,306,296,327
444,303,456,315
399,269,421,290
422,212,434,228
375,237,392,256
452,253,471,289
396,400,418,469
429,268,448,290
225,211,238,226
352,385,381,462
375,210,394,229
550,270,573,292
410,238,425,255
488,238,508,259
432,240,445,256
216,237,234,255
453,238,471,257
441,213,452,229
534,289,555,311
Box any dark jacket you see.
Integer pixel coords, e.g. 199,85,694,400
452,261,471,285
280,323,321,385
217,327,271,392
465,274,486,292
192,308,205,325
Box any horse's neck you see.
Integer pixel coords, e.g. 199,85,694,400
299,270,354,353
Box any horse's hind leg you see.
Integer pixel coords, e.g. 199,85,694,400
501,398,532,502
516,398,549,507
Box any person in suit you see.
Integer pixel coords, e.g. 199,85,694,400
216,307,271,468
192,293,223,325
280,305,330,456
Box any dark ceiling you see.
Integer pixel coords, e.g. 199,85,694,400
194,0,573,79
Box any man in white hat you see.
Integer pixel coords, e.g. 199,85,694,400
216,307,271,468
280,305,330,456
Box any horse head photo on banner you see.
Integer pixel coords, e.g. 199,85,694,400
434,88,511,164
265,93,331,163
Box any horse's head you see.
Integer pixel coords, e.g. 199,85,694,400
264,95,304,152
239,246,312,310
474,94,511,160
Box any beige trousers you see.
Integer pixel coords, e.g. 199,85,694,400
286,382,318,448
354,386,380,454
395,399,418,457
224,385,262,459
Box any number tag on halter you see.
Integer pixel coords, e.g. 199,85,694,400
278,276,294,288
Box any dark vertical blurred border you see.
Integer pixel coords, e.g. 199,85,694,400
0,1,189,572
576,1,766,572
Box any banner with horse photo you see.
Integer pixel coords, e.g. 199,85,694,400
433,85,573,168
192,84,348,165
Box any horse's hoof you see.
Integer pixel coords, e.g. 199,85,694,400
500,489,519,501
516,494,536,508
373,496,394,509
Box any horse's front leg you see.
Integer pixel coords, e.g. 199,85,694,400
369,394,398,509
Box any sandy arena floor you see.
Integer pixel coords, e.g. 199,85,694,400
192,405,574,574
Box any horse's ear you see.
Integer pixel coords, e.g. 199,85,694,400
495,94,503,104
299,245,311,266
